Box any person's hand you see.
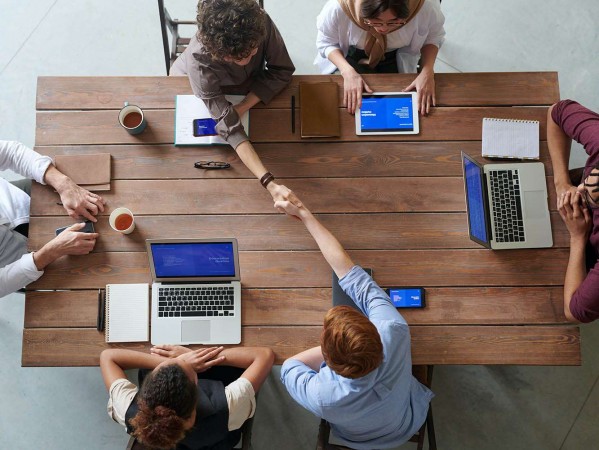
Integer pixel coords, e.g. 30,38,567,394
340,68,373,115
33,222,98,270
176,347,226,373
49,222,99,256
403,68,436,115
274,200,305,220
57,178,105,222
558,191,592,240
555,183,579,207
267,182,302,208
150,345,193,358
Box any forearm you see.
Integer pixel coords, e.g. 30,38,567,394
32,240,61,270
234,140,269,180
234,92,261,117
419,44,439,72
300,210,354,278
328,49,355,76
220,347,275,392
43,165,72,194
100,349,166,390
547,105,573,190
563,237,587,321
288,346,324,372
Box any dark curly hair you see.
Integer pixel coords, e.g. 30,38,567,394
196,0,267,61
360,0,410,20
130,364,197,449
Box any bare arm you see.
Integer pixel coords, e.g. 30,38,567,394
275,199,354,279
100,349,166,391
402,44,439,115
328,49,372,115
234,140,301,206
547,104,576,197
558,191,591,322
217,347,275,393
43,165,105,222
233,92,262,118
286,346,324,372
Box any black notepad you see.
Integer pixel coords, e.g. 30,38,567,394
332,268,373,311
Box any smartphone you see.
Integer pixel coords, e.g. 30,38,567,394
386,287,425,308
55,221,95,236
193,118,218,137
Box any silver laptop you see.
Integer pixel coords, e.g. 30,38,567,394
146,238,241,345
461,152,553,249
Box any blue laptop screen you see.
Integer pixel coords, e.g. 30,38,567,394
463,157,489,244
360,94,414,132
151,242,236,278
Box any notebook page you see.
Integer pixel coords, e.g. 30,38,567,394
105,283,149,343
482,118,540,159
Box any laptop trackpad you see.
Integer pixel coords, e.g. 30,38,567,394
181,320,211,343
523,191,547,219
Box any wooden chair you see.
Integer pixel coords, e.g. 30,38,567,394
316,365,436,450
158,0,265,75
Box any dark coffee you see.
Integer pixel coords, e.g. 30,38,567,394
123,112,142,128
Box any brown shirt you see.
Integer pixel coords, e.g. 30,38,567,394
173,15,295,149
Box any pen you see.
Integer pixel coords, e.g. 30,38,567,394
291,95,296,134
97,288,106,331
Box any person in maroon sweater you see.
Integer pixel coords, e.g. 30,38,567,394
548,99,599,322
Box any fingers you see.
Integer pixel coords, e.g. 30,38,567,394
348,89,356,115
79,205,97,222
150,347,172,356
355,87,363,113
203,356,226,368
69,222,86,231
363,80,373,93
403,81,416,93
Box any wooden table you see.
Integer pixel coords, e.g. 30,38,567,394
23,72,580,367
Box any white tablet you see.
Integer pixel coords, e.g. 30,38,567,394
355,92,419,135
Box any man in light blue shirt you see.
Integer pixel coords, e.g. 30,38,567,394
275,195,433,449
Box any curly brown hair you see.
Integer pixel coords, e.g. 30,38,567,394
130,364,197,449
196,0,267,61
321,305,384,379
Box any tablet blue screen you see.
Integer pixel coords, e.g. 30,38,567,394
360,94,414,132
151,242,235,278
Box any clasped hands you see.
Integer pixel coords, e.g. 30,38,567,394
151,345,226,373
557,189,592,240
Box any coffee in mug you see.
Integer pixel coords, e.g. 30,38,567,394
109,207,136,234
118,102,147,135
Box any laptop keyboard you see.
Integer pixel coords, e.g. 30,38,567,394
158,286,235,317
488,169,526,243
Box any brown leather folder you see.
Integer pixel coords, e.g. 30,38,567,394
299,82,340,138
54,153,111,191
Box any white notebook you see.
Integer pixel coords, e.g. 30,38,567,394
482,117,540,160
174,94,249,146
105,283,149,343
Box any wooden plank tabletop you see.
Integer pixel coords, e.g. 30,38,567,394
26,72,580,367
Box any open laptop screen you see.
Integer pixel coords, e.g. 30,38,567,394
360,94,415,132
463,155,490,245
150,241,236,278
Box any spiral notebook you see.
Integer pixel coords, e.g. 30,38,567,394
105,283,149,343
482,118,540,160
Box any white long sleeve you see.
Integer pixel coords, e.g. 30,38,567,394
0,252,43,298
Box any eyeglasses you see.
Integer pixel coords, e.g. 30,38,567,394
363,18,407,28
583,170,599,209
194,161,231,170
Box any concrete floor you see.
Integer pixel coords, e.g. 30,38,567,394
1,0,598,448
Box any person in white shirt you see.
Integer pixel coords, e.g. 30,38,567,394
0,140,104,297
100,345,274,449
315,0,445,115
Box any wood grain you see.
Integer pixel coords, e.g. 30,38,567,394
34,107,549,146
22,325,579,366
36,73,559,110
23,286,568,329
29,177,468,216
32,141,555,179
27,249,569,290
